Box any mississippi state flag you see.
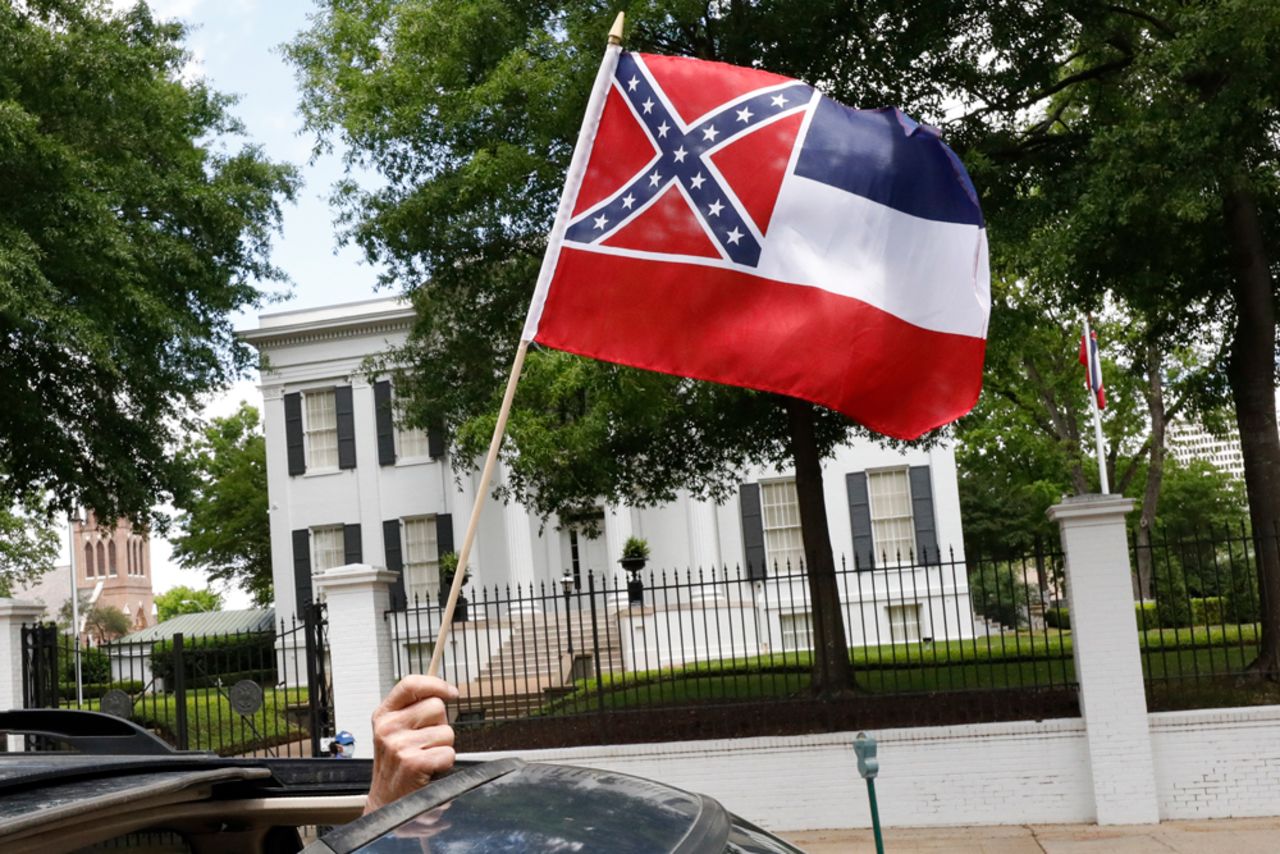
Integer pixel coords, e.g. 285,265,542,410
1079,329,1106,409
522,52,989,439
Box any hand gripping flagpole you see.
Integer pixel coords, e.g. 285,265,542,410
427,13,626,678
1082,314,1110,495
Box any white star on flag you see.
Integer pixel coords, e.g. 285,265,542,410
657,121,670,138
627,76,639,91
689,173,706,189
593,214,609,230
725,226,743,244
702,125,719,141
673,146,687,163
621,193,635,209
736,106,753,123
770,94,788,107
648,171,662,187
642,98,654,114
707,199,724,216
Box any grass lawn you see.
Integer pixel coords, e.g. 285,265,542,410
543,624,1272,715
71,685,312,755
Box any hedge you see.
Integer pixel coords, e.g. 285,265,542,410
57,644,112,684
150,631,277,689
1045,598,1255,632
59,680,145,702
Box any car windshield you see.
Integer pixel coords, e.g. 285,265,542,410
353,764,706,853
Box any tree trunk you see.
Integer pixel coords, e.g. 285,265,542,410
785,397,855,696
1134,339,1167,600
1223,181,1280,680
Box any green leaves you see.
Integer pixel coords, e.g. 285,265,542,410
0,2,297,520
169,403,272,606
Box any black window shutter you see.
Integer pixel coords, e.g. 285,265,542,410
284,392,305,476
909,465,940,565
343,523,363,565
428,417,446,460
739,483,766,580
292,528,312,610
335,385,357,469
374,381,396,466
436,513,455,557
383,519,405,609
846,472,874,569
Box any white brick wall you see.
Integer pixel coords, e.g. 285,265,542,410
1151,706,1280,819
463,717,1096,830
461,706,1280,831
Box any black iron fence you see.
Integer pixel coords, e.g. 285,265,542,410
1130,523,1274,709
20,606,333,757
387,544,1085,748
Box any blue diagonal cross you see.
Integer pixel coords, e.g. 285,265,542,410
564,52,813,268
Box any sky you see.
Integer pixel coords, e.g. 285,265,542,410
51,1,389,609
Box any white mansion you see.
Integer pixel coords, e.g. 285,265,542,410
241,297,974,660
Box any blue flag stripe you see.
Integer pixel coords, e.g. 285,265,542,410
794,96,984,227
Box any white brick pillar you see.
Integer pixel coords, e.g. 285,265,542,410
504,471,540,614
315,565,399,760
0,598,47,750
1047,494,1159,825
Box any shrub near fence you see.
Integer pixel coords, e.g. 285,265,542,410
150,631,277,689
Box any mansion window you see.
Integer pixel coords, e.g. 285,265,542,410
304,389,339,470
402,516,441,603
761,479,805,573
398,422,431,460
888,603,922,643
868,468,916,563
779,612,813,652
311,525,346,575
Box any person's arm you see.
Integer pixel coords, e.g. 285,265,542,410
364,675,459,815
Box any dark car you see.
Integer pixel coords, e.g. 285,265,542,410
0,710,805,854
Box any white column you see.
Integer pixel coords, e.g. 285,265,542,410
260,384,298,621
603,503,634,561
0,598,48,750
503,472,540,613
685,494,722,570
314,564,399,760
1047,494,1159,825
603,503,634,609
350,377,385,568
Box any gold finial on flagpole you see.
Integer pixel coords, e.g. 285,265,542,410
608,12,625,45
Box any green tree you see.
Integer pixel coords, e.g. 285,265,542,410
288,0,995,698
0,502,59,596
0,0,297,522
170,403,272,606
154,585,225,623
84,602,131,642
955,2,1280,675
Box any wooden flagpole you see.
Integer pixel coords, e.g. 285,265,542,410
427,12,626,677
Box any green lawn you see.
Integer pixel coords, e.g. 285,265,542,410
543,625,1272,715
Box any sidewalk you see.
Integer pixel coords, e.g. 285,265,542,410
781,817,1280,853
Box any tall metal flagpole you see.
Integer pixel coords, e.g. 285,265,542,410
427,13,627,677
1082,315,1109,494
67,509,83,705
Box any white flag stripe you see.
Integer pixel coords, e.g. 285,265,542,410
756,174,990,339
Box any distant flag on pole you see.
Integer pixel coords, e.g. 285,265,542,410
522,51,990,440
1078,328,1106,409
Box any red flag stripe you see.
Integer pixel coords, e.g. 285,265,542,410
533,248,986,439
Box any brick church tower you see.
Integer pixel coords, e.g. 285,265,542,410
74,512,156,633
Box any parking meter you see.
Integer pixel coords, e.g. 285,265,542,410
853,732,883,853
854,732,878,779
